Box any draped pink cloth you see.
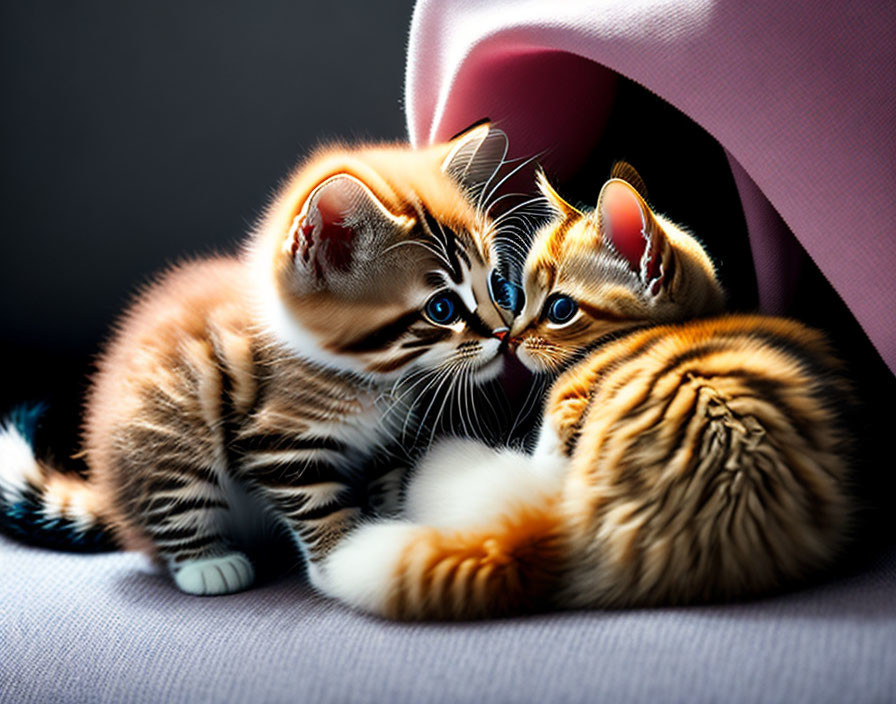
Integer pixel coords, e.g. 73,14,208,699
405,0,896,373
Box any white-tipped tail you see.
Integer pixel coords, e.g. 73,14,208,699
0,408,115,552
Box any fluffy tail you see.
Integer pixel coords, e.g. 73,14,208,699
0,405,116,552
317,503,568,620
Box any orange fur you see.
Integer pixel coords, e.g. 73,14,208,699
322,169,853,620
385,498,567,620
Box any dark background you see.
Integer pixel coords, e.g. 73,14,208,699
1,0,415,419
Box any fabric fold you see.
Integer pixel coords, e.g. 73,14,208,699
405,0,895,372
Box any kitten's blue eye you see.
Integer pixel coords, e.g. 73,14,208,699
425,293,460,325
488,269,524,315
546,295,578,325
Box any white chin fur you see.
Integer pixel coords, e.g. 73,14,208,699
514,346,535,371
314,521,422,616
471,349,505,383
404,438,561,530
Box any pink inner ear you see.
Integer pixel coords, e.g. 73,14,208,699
602,181,648,273
306,181,358,274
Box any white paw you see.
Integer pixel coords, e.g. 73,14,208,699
313,521,421,616
173,552,255,596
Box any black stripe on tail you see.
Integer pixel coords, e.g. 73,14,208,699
0,404,116,552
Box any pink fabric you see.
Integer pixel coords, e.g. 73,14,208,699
405,0,896,373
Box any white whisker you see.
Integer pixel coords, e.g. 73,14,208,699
481,151,546,214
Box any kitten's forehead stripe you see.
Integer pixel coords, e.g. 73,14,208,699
455,242,472,268
421,211,464,283
462,311,496,339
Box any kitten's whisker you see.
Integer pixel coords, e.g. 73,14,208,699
376,367,432,418
468,373,492,441
427,369,461,454
395,368,447,440
506,374,548,444
492,206,551,230
475,137,511,212
473,375,503,440
493,199,553,221
481,151,547,214
382,238,452,269
483,191,536,216
413,368,454,445
493,237,531,260
459,369,477,439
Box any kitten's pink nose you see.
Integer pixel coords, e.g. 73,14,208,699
494,329,508,341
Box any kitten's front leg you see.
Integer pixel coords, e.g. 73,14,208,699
126,461,256,596
239,454,362,581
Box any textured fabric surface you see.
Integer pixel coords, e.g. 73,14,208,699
2,536,895,704
404,0,896,372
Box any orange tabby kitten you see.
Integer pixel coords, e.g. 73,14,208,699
0,124,518,595
317,167,853,619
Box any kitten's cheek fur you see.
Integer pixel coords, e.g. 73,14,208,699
472,351,504,383
314,521,422,616
514,345,548,375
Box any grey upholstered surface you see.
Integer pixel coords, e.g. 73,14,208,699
2,537,895,704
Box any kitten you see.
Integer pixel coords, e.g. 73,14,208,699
316,166,853,619
0,124,519,595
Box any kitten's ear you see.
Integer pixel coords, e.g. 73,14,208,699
441,121,508,196
597,179,669,296
609,161,648,200
286,174,409,286
536,169,582,218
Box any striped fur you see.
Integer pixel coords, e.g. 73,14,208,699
317,170,853,619
0,124,517,595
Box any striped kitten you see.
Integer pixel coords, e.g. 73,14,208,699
317,167,853,619
0,124,518,595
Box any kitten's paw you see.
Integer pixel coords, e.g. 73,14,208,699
313,521,422,616
172,552,255,596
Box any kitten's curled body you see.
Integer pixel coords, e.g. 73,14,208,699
0,125,517,595
318,169,853,619
547,314,850,608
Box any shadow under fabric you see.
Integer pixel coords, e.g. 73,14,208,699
403,0,896,540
